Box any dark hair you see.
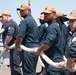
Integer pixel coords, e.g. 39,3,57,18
60,17,63,23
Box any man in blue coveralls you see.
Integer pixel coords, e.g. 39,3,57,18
56,11,70,75
38,14,47,75
34,5,65,75
1,10,22,75
15,4,39,75
56,12,70,58
65,10,76,75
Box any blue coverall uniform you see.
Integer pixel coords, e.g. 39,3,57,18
40,20,64,75
18,14,39,75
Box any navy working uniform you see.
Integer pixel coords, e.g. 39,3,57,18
5,19,22,75
38,23,47,75
59,23,70,75
18,14,39,75
69,32,76,58
41,20,64,75
68,32,76,75
38,23,47,43
59,23,70,57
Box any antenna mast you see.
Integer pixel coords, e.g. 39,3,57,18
28,0,31,6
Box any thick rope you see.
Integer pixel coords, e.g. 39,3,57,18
0,44,76,70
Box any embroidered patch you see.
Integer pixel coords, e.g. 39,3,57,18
72,37,76,42
8,27,11,30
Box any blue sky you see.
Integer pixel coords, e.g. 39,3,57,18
0,0,76,25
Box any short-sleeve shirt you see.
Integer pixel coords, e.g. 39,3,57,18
5,19,20,46
41,20,64,62
18,15,39,48
69,32,76,58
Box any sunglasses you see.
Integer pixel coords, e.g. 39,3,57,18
67,19,76,24
0,16,2,18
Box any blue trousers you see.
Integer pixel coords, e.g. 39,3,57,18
10,49,22,75
22,50,38,75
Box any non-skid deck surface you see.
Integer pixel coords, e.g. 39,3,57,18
0,67,10,75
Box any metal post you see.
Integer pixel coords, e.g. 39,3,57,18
28,0,31,6
16,11,22,20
